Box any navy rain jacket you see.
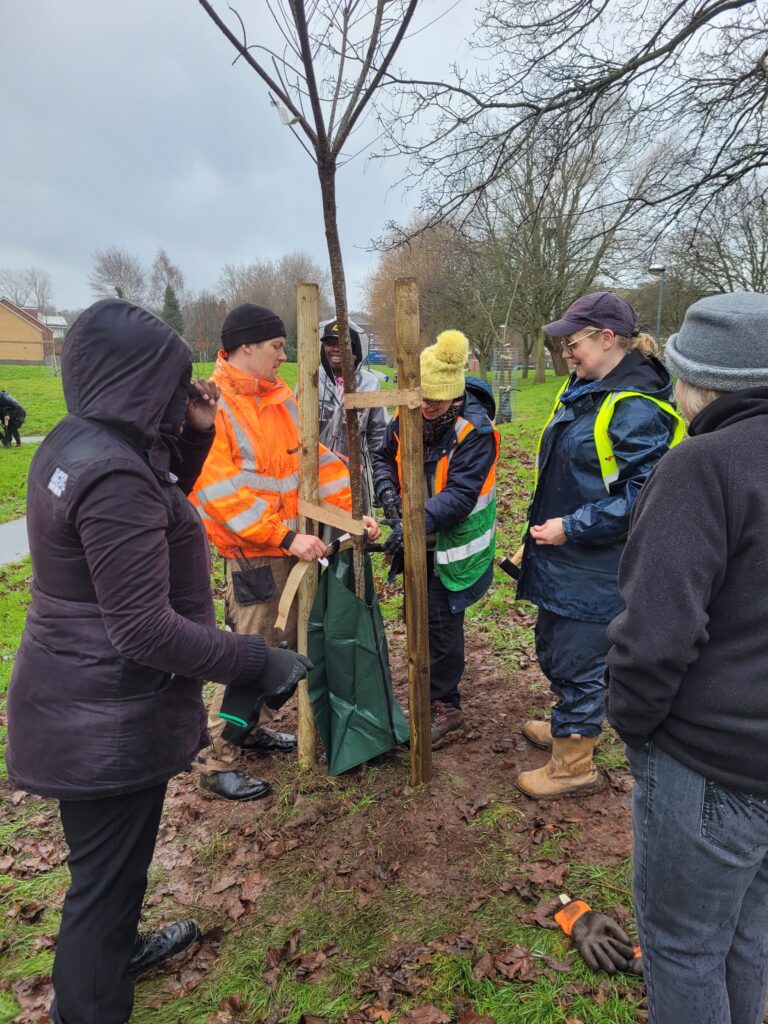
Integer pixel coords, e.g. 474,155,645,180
517,349,678,623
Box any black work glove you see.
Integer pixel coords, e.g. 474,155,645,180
379,487,402,522
570,911,636,975
384,519,404,556
219,647,313,745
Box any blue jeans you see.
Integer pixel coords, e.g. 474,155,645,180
534,608,609,738
629,743,768,1024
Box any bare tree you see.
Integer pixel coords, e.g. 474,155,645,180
375,113,654,382
384,0,767,227
148,249,186,312
367,219,499,373
88,247,146,303
679,174,768,294
0,267,32,306
197,0,420,587
469,115,655,381
184,290,227,361
218,252,332,338
26,267,54,315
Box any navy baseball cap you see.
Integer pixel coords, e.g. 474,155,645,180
543,292,638,338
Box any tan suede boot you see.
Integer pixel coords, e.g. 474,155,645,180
516,735,599,798
522,719,552,749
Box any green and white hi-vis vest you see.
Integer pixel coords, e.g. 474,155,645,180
432,416,501,592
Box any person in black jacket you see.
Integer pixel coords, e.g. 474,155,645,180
0,389,26,446
372,330,499,746
606,292,768,1024
516,292,684,799
5,299,310,1024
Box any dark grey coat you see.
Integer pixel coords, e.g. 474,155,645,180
5,299,264,800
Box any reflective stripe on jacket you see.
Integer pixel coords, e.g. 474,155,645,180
518,349,682,622
191,354,352,558
390,408,500,593
534,381,686,493
432,416,500,591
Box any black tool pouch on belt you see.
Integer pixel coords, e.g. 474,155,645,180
231,549,277,606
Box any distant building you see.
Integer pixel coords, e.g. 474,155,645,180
0,298,54,364
40,314,68,341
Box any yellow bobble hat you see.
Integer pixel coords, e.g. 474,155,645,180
420,330,469,400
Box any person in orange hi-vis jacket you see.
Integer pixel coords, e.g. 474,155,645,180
191,303,380,801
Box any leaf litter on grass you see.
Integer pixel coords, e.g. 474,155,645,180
0,378,648,1023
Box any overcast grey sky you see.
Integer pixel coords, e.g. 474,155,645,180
0,0,475,312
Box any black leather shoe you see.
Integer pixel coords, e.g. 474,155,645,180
199,769,272,801
241,726,297,753
128,919,201,977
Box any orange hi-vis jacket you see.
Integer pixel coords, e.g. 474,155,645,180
191,354,352,559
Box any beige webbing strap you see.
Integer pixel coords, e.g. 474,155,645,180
274,536,356,633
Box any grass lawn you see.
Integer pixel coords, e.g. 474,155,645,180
0,362,398,446
0,370,646,1024
0,447,36,524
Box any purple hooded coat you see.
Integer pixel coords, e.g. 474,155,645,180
5,299,265,800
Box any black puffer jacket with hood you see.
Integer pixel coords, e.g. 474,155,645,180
6,300,265,800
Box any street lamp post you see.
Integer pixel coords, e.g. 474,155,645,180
648,263,666,348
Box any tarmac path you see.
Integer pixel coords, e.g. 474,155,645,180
0,517,29,567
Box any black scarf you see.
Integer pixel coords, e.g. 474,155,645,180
422,400,463,448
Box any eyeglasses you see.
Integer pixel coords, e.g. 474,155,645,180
561,329,601,354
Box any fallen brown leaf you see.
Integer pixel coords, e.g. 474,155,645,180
240,872,269,903
493,946,539,983
210,874,241,895
400,1006,451,1024
524,862,570,888
472,952,495,980
518,896,562,930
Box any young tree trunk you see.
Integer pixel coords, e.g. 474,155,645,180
521,333,534,379
317,157,366,596
534,331,547,384
545,339,569,376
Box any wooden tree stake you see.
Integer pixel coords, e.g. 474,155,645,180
395,277,432,785
296,282,320,767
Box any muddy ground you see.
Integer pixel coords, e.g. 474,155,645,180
1,613,644,1024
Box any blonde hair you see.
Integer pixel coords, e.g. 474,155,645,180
581,326,658,357
674,379,727,421
617,332,657,357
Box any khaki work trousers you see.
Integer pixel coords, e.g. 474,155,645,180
199,555,298,775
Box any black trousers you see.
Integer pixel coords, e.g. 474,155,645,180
427,557,465,708
50,782,167,1024
4,419,21,446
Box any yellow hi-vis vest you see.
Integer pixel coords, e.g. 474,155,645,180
535,380,687,493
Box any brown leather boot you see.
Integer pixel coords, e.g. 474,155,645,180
516,735,599,799
430,702,465,747
522,719,552,749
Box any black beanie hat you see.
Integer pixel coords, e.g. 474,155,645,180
221,303,286,352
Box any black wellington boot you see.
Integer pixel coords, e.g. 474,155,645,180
241,727,297,753
199,769,272,801
128,919,201,977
